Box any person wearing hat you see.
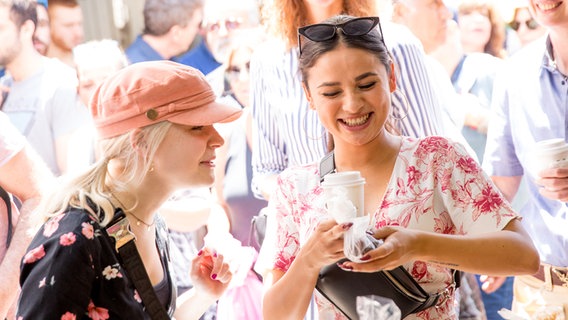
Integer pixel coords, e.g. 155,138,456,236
16,60,241,319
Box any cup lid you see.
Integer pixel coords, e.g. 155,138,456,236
321,171,365,186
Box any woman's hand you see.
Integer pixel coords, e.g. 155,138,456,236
189,247,232,300
339,226,420,272
296,218,352,271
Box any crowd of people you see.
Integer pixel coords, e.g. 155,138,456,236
0,0,566,319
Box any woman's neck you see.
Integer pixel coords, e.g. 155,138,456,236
333,133,401,173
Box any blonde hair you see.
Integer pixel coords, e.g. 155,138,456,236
40,122,172,226
263,0,376,49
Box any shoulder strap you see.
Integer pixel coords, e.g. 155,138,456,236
0,185,13,247
106,210,170,320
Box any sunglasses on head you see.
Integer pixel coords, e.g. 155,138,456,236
509,18,539,31
297,17,383,55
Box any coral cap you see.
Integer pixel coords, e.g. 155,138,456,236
90,61,242,139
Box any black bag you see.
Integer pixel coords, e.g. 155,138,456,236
316,261,459,319
315,152,460,319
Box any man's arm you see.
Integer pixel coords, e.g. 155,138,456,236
0,144,54,318
490,175,522,203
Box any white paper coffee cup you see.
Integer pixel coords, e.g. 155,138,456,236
530,139,568,175
321,171,365,223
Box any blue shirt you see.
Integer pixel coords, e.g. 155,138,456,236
483,36,568,266
125,35,166,64
176,38,221,75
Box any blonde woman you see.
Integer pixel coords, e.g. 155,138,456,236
17,61,241,319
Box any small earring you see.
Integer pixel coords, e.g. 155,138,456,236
149,164,155,173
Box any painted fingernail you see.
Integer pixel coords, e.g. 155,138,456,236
341,222,353,230
211,273,217,280
213,252,218,258
366,229,375,236
337,262,353,271
360,254,371,261
197,250,203,256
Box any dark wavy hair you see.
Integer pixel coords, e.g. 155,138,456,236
298,15,396,151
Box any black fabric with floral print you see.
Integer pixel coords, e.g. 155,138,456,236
17,206,174,320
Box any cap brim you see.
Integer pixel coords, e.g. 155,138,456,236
167,100,242,127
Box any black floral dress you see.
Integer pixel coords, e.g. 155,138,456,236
17,206,176,319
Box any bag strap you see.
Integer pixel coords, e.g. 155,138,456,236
106,210,170,320
0,185,13,247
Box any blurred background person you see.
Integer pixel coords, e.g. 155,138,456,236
503,0,547,54
456,0,507,59
0,0,90,176
68,39,129,173
178,0,261,96
125,0,204,64
46,0,84,67
430,19,502,161
33,0,50,55
0,111,54,319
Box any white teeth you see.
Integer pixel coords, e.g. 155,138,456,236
538,2,561,10
342,114,369,126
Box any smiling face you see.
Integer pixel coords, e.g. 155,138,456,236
303,45,395,147
151,123,224,189
528,0,567,31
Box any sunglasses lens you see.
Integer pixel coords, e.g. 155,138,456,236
527,19,539,30
343,18,377,36
302,24,336,41
509,21,520,31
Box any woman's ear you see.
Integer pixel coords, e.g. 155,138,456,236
301,82,316,110
389,63,397,93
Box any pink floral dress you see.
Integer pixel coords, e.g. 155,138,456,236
267,136,518,320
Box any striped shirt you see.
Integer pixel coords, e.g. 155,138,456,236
250,22,446,196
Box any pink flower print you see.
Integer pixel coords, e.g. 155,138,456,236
87,301,109,320
411,261,429,281
417,136,449,155
456,156,479,175
472,185,504,221
433,212,455,235
102,265,120,280
59,232,76,246
23,245,46,264
61,312,76,320
134,290,142,303
43,213,65,237
406,166,422,189
81,222,94,239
